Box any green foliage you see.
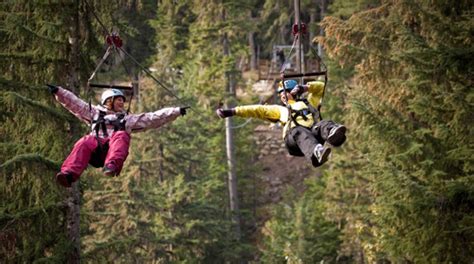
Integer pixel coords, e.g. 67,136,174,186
0,0,101,261
321,0,474,262
260,178,341,263
329,0,382,18
82,0,260,262
3,0,472,262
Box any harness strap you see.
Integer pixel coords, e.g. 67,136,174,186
93,111,109,138
109,113,126,132
292,109,309,121
88,46,113,83
301,98,320,122
93,111,127,138
288,99,320,128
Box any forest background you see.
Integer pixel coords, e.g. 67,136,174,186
1,0,472,263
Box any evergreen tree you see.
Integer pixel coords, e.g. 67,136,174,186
260,178,341,263
0,0,100,261
321,0,474,262
82,0,261,262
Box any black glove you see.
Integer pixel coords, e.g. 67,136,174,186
290,85,304,96
180,106,191,116
216,108,235,118
47,84,59,94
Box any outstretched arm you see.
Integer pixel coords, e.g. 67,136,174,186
49,85,94,123
216,104,288,123
125,107,183,132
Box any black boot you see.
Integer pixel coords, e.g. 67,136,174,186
56,172,74,188
327,125,346,147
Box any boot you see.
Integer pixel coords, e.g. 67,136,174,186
103,163,118,177
56,172,75,188
313,144,331,165
327,125,346,147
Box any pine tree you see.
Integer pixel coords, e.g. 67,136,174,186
81,0,261,262
260,178,341,263
321,0,474,262
0,0,100,261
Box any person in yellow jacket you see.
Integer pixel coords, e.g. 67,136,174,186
216,79,346,167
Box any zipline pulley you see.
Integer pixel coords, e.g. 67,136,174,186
292,23,307,36
83,0,196,113
105,33,123,48
87,31,134,114
281,0,328,121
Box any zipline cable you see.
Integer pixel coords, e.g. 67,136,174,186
117,46,192,107
83,0,111,37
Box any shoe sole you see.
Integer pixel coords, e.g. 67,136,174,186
318,147,331,164
327,126,346,146
103,171,117,177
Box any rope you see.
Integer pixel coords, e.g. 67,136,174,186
83,0,111,36
117,47,184,103
309,46,328,120
117,46,200,115
279,35,299,73
116,47,134,113
230,118,252,129
87,46,112,82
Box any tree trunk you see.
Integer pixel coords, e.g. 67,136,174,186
68,0,81,93
318,0,327,58
222,8,241,240
294,0,305,74
248,32,257,71
66,186,81,263
248,11,257,71
309,8,317,47
66,1,82,263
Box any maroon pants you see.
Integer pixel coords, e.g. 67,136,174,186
60,131,131,181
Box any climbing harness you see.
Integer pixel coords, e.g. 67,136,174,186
85,30,134,146
288,98,320,128
90,109,126,167
93,111,127,138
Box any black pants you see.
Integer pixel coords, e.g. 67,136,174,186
284,120,338,167
88,141,109,168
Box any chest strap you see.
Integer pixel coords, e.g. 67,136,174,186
289,99,320,127
92,112,127,137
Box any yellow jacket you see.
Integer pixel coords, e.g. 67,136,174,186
234,81,325,138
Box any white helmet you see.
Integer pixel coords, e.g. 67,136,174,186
101,89,126,105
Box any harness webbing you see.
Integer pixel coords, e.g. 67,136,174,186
92,111,127,138
93,111,109,138
288,99,320,128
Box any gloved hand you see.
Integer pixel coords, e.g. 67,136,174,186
180,106,191,116
216,108,235,118
290,84,304,96
47,84,59,94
